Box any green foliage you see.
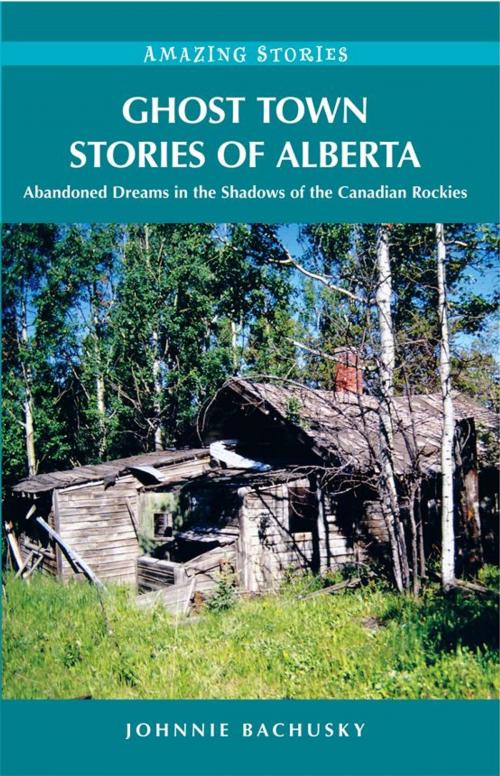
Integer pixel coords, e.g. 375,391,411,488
2,223,71,484
300,222,499,393
1,222,297,481
478,564,500,589
285,397,302,425
2,222,498,484
3,574,498,700
205,566,237,613
452,344,500,412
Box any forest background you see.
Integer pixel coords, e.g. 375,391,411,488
3,222,498,490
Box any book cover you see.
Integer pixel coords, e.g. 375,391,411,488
1,3,499,776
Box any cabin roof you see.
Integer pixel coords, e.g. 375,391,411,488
12,449,209,495
11,380,498,497
219,378,498,476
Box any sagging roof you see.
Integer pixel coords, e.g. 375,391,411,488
12,449,209,496
220,378,498,476
11,380,498,497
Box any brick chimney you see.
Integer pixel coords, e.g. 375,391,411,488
333,347,364,394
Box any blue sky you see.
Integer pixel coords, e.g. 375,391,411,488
276,223,499,358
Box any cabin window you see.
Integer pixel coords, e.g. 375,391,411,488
288,485,318,534
154,511,173,538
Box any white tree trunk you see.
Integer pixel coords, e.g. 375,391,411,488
376,227,396,401
230,320,239,373
21,295,36,476
24,388,36,476
96,365,106,458
436,223,455,590
92,294,107,459
144,225,164,451
152,327,163,451
376,225,409,592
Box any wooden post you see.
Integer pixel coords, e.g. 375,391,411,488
237,487,255,593
15,550,35,578
183,576,196,615
52,491,65,581
23,553,44,580
125,497,140,541
455,418,483,574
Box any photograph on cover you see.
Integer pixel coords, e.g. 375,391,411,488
2,223,498,700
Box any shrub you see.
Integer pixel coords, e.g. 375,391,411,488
206,566,236,613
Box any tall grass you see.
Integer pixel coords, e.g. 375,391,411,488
2,571,499,700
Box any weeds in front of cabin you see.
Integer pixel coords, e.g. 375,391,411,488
2,571,499,700
205,565,237,613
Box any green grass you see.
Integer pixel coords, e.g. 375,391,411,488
2,571,499,700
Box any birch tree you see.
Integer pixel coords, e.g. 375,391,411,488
143,225,164,451
375,225,410,591
270,223,413,590
2,224,75,483
2,225,56,479
55,224,120,462
19,287,37,474
436,223,455,590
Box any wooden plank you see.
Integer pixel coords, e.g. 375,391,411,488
76,549,138,563
183,577,196,615
60,536,136,550
126,497,139,541
72,538,138,551
59,530,136,544
59,502,132,514
60,521,135,535
299,577,361,600
59,507,133,518
24,540,56,558
15,550,35,578
4,521,24,570
23,553,44,579
136,580,195,614
62,528,134,542
89,562,137,575
34,515,105,589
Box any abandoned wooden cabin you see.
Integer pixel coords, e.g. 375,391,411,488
8,352,499,604
9,450,210,586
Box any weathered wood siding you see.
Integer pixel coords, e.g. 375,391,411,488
238,479,359,593
137,544,237,598
137,557,178,591
360,500,390,546
56,457,210,586
319,492,359,569
57,475,140,585
185,544,237,598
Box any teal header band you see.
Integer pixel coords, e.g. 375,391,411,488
3,64,499,223
2,1,499,224
3,41,498,66
1,699,499,776
2,2,499,42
